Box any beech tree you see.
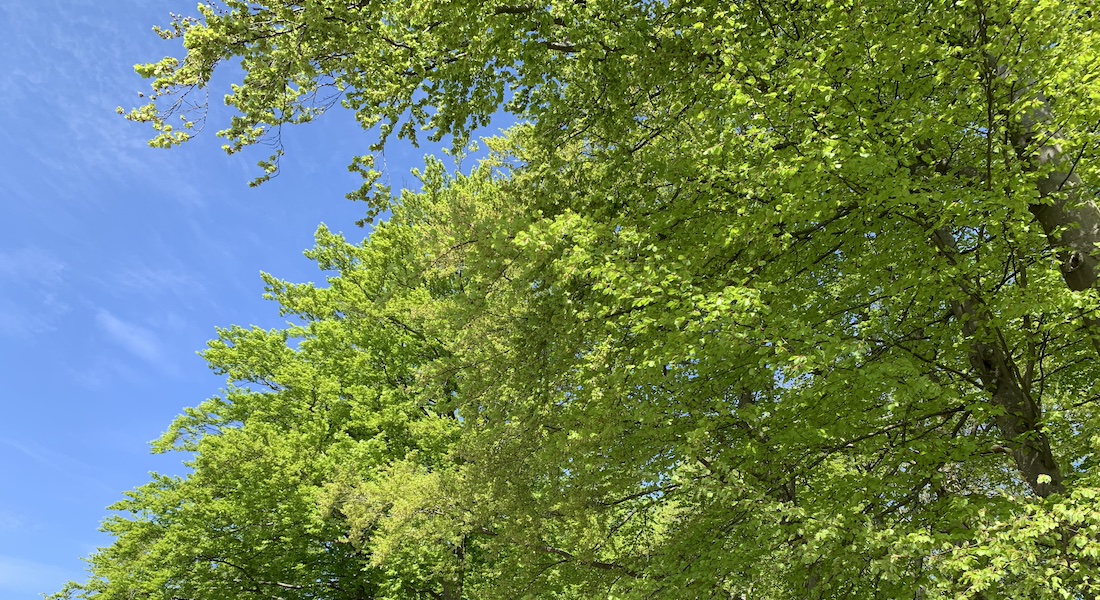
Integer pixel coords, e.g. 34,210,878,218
58,0,1100,598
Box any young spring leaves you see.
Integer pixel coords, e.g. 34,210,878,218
67,0,1100,597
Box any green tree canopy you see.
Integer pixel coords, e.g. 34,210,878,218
60,0,1100,598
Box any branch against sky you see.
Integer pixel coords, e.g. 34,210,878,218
54,1,1100,598
0,2,405,597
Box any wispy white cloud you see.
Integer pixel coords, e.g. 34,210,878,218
0,1,213,211
0,437,115,496
67,355,145,390
0,510,23,533
0,306,58,338
113,266,206,298
95,309,162,364
0,247,66,286
0,555,76,597
2,438,71,474
0,248,71,338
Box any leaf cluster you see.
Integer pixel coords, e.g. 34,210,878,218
64,0,1100,598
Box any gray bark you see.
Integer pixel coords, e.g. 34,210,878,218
1014,121,1100,494
931,230,1066,497
930,76,1100,498
1014,96,1100,297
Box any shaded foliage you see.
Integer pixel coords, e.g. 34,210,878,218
58,0,1100,598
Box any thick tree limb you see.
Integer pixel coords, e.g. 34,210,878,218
931,228,1065,497
1013,94,1100,328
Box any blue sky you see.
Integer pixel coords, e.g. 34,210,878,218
0,2,465,597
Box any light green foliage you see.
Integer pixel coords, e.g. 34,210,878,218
62,0,1100,598
54,218,471,600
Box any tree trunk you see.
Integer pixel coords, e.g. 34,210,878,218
1015,96,1100,298
931,230,1066,497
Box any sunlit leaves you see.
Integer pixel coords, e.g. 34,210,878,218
63,0,1100,597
